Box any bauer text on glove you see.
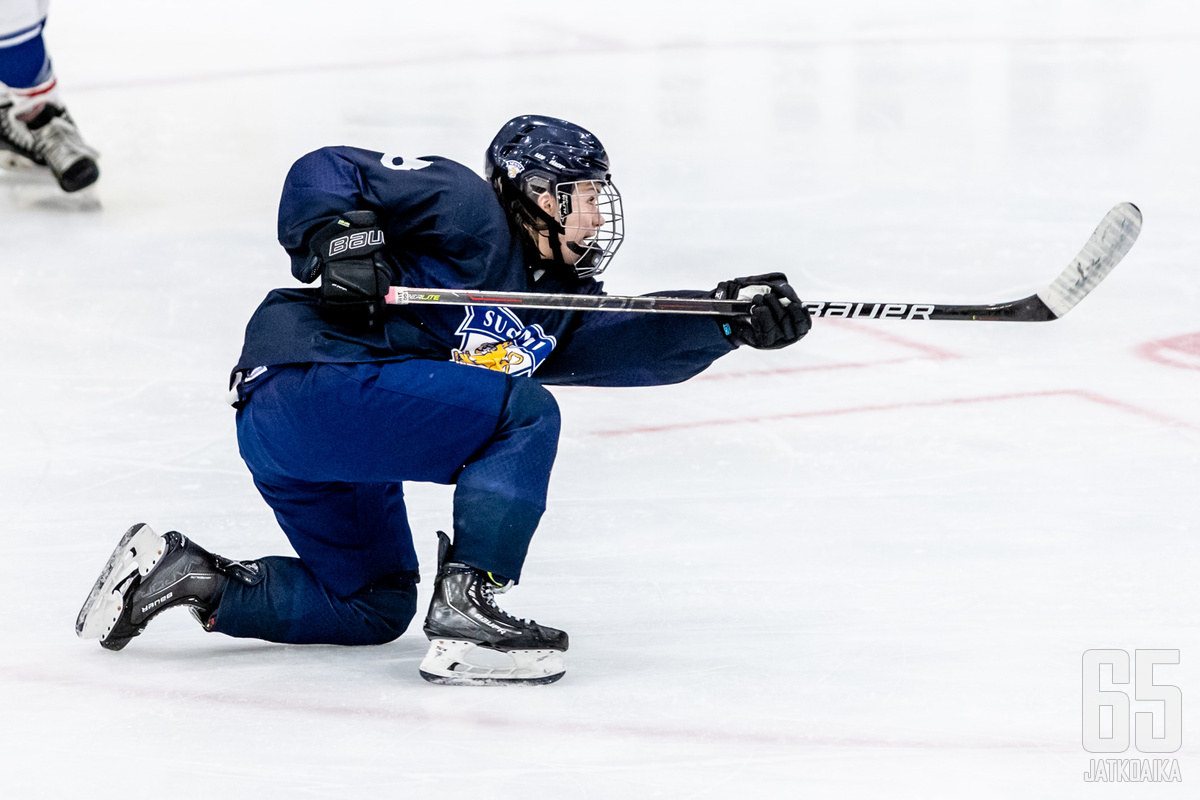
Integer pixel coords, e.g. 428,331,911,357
301,210,391,329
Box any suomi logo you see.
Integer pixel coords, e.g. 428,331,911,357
452,307,556,376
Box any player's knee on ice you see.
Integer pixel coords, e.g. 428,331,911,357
213,557,419,646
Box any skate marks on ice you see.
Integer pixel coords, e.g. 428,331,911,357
0,660,1078,755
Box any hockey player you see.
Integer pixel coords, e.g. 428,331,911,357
77,115,810,684
0,0,98,191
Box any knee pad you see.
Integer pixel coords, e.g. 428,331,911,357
501,378,560,434
349,571,420,644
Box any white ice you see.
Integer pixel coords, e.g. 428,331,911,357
2,1,1198,797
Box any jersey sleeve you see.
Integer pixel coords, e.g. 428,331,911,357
533,290,736,387
277,146,506,285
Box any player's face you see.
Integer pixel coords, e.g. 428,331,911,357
560,181,605,257
537,181,606,265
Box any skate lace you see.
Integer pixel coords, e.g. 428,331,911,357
480,583,531,626
35,116,98,172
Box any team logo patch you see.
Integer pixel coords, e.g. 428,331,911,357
452,307,556,376
505,160,524,179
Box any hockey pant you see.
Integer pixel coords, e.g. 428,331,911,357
0,7,56,114
215,360,560,646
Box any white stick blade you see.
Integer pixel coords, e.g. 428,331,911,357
1036,202,1141,318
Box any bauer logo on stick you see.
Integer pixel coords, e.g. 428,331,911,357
803,301,935,320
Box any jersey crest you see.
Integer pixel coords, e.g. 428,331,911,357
452,307,556,376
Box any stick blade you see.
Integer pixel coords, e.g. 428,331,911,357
1036,202,1141,319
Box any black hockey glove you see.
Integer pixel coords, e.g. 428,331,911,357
711,272,812,350
301,210,390,329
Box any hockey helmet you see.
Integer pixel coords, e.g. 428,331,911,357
487,114,624,277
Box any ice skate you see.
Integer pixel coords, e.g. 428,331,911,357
420,531,568,685
24,103,98,192
0,101,46,171
76,523,255,651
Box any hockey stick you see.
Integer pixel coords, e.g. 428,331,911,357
384,203,1141,321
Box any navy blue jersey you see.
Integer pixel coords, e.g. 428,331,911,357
232,146,734,390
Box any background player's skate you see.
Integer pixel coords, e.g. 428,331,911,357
1,97,100,206
421,531,568,685
21,102,98,192
0,1,100,193
0,100,43,170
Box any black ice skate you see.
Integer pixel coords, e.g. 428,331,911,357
76,523,258,651
24,103,98,192
420,531,567,685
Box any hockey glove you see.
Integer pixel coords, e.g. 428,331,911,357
711,272,812,350
302,210,391,329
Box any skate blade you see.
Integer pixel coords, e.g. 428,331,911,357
419,639,566,686
75,523,166,641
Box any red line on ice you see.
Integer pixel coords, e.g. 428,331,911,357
698,319,960,381
828,318,961,361
1136,331,1200,372
593,389,1199,436
697,356,928,380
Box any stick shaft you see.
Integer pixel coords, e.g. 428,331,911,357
383,202,1140,323
384,287,751,315
384,287,1051,320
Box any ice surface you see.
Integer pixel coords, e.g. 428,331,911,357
2,1,1198,797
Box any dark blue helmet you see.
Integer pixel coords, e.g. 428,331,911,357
487,115,623,277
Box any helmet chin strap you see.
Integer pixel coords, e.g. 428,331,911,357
515,187,595,280
549,199,600,275
523,202,579,279
565,240,598,272
545,223,581,279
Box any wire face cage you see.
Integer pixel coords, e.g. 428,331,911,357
555,178,624,277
